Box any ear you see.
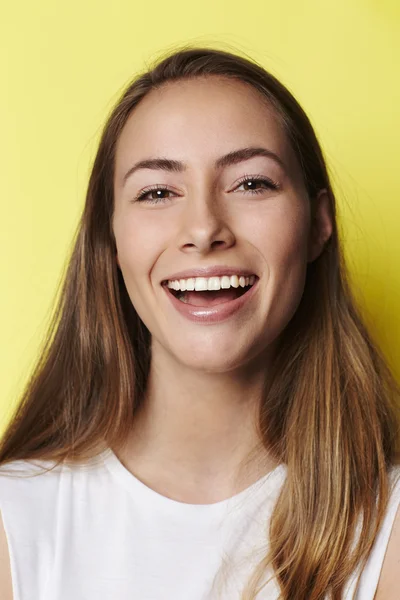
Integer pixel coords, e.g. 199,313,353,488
307,189,333,263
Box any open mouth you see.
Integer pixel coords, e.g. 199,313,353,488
162,279,257,307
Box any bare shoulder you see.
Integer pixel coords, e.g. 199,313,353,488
374,478,400,600
0,510,13,600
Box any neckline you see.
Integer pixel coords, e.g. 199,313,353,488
100,446,286,516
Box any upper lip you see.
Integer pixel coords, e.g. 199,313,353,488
161,266,258,283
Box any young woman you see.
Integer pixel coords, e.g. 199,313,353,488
0,46,399,600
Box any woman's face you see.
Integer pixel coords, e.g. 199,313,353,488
112,76,330,373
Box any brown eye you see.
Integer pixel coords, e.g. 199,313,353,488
235,177,279,195
135,186,175,203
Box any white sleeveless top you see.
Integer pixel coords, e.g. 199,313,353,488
0,448,399,600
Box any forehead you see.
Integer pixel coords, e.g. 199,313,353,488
114,76,296,174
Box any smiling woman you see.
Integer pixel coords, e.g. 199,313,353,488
0,46,400,600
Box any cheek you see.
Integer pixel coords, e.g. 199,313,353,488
114,214,165,276
113,216,164,319
249,203,310,270
248,205,310,321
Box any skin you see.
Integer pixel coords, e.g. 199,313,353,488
374,501,400,598
1,77,399,600
111,76,332,503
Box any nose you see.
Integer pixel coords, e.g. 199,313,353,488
176,189,236,255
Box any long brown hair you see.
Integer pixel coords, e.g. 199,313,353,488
1,44,399,599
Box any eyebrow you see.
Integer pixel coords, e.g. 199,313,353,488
121,146,286,187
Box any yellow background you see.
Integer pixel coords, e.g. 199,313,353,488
1,0,399,432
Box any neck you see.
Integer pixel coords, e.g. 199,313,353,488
115,343,280,503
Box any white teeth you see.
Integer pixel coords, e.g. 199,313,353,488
194,277,208,291
208,277,221,290
166,274,257,291
221,275,231,289
230,275,239,288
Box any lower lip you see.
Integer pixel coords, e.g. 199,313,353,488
162,279,259,324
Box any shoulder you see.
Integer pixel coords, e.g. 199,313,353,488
373,465,400,599
0,463,27,600
0,456,106,600
0,458,61,504
0,452,110,511
0,509,13,600
0,458,67,545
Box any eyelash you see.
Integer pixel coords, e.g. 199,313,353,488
133,174,280,204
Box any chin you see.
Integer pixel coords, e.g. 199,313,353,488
153,327,277,374
172,345,257,374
